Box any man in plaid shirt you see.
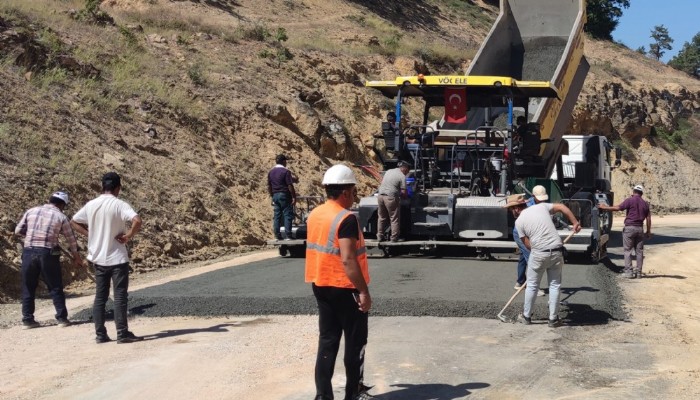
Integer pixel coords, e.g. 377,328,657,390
14,191,83,329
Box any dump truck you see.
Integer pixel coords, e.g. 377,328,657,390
358,0,620,261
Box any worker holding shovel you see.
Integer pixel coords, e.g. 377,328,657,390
505,198,580,327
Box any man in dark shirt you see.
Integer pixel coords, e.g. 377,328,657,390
599,184,651,278
267,154,298,240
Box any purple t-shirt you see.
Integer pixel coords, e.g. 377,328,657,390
268,165,294,194
618,195,650,226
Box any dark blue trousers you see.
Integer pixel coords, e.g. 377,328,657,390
272,192,294,239
21,247,67,321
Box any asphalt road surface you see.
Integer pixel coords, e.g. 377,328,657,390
47,219,700,399
76,239,629,325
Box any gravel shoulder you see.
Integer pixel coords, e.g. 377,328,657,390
1,215,699,399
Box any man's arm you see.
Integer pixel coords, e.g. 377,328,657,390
522,236,532,251
598,203,621,211
286,171,297,205
70,221,89,237
287,183,297,206
61,219,83,267
339,237,371,312
551,203,582,233
14,211,28,237
116,215,142,244
645,212,652,238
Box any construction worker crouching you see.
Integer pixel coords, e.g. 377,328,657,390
305,164,375,400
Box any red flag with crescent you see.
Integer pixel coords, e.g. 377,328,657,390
444,87,467,124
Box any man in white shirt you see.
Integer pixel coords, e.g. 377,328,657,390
71,172,143,344
506,198,580,327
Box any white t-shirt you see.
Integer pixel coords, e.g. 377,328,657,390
72,194,138,266
515,203,562,252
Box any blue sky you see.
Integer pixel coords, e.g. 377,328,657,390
612,1,700,63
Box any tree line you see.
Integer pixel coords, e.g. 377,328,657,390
586,0,699,78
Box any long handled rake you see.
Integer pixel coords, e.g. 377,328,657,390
496,230,576,323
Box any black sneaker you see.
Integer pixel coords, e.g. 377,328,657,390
57,318,72,327
95,335,112,344
22,320,40,330
517,314,531,325
117,331,144,344
548,317,562,328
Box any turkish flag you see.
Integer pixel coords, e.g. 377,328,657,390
444,87,467,124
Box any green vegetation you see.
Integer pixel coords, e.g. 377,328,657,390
648,25,673,61
669,32,700,78
591,60,634,84
118,26,142,50
187,64,206,87
585,0,629,41
654,118,700,163
612,139,637,162
72,0,114,25
258,27,292,67
439,0,492,28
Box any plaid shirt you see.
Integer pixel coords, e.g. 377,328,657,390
15,204,78,253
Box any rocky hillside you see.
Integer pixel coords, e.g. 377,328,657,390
1,0,698,301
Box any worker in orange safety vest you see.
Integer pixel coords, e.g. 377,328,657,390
305,164,375,400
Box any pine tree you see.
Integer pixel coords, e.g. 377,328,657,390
585,0,630,40
669,32,700,78
649,25,674,61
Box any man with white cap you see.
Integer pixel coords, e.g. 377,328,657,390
14,191,83,329
305,164,375,400
598,184,651,278
505,196,581,327
513,185,549,296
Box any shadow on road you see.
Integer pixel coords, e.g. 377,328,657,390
560,286,599,303
640,274,686,279
562,303,614,326
144,323,238,340
379,382,490,399
608,230,698,248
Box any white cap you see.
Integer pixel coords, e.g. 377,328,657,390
50,191,69,204
532,185,548,201
322,164,357,185
633,184,644,193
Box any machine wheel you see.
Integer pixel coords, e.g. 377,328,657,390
278,245,289,257
288,245,306,258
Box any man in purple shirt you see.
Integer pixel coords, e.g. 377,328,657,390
598,184,651,278
267,154,298,240
14,191,83,329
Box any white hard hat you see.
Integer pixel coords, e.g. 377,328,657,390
322,164,357,185
532,185,548,201
51,191,69,204
633,184,644,193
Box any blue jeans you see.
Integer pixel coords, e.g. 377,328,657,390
21,247,67,321
93,262,130,338
513,226,530,285
272,192,294,239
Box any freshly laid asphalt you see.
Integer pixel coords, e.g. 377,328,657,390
75,238,632,325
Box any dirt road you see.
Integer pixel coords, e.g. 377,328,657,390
1,215,699,399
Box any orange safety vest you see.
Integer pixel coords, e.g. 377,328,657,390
305,200,370,288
